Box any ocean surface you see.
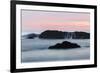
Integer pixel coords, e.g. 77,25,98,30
21,38,90,63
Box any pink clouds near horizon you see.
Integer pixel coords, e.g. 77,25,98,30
22,10,90,34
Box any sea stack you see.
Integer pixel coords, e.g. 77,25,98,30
48,41,80,49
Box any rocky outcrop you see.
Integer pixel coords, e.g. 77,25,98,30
39,30,90,39
39,30,65,39
48,41,80,49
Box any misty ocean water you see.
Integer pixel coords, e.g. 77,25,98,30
21,38,90,63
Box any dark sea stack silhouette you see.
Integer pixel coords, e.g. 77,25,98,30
48,41,80,49
39,30,90,39
39,30,65,39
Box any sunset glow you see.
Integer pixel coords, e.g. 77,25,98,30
22,10,90,34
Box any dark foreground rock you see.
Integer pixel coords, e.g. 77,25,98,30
48,41,80,49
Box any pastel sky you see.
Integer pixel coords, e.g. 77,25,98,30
22,10,90,34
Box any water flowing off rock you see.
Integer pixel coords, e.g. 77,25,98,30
39,30,90,39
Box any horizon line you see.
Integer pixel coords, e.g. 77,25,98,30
22,30,90,35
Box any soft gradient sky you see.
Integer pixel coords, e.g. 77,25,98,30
22,10,90,34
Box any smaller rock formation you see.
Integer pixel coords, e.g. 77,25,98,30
48,41,80,49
